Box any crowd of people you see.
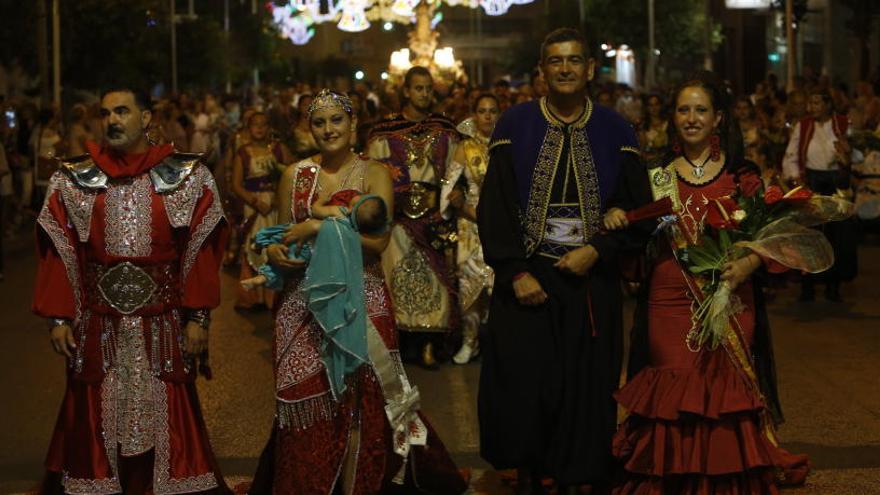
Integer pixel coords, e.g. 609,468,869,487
16,23,877,495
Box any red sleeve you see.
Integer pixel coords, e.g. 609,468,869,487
181,186,229,310
32,191,78,319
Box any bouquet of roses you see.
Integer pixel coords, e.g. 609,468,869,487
676,174,853,350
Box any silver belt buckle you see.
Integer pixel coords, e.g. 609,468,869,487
98,262,158,315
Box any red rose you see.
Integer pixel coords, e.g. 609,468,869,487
764,185,784,205
705,197,739,230
739,173,763,198
782,186,814,203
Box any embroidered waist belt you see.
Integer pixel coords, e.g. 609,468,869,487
400,181,439,219
537,204,586,259
85,261,180,316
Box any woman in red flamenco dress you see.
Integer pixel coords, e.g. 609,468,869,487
604,72,810,494
249,90,466,495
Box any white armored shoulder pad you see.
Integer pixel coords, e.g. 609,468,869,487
59,154,108,189
150,151,203,193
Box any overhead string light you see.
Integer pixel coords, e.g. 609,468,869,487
271,0,535,45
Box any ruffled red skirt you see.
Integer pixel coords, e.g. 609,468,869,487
612,258,809,494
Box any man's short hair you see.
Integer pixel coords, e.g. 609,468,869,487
99,87,152,112
404,66,433,88
540,28,588,62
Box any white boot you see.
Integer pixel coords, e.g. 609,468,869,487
453,340,476,364
454,311,481,364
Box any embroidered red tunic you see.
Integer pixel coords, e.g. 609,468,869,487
33,142,229,495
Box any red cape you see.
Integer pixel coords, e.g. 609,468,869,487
86,141,174,179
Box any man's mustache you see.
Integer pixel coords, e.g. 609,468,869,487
107,126,124,135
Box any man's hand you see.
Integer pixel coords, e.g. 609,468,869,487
49,324,75,358
183,321,208,355
513,273,548,306
603,207,629,230
554,245,599,276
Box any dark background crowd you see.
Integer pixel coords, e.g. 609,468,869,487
2,67,879,291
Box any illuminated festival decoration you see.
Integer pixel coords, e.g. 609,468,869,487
269,0,534,84
269,0,535,46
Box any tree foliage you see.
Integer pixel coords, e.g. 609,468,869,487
0,0,286,93
498,0,720,84
584,0,721,78
839,0,880,79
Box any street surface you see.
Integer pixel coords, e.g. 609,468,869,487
1,231,878,494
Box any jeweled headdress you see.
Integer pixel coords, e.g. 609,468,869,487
307,89,353,118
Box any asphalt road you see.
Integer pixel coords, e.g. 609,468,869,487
1,233,878,494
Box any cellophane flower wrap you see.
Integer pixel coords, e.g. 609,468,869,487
675,178,853,350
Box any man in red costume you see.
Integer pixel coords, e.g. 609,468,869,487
33,87,229,494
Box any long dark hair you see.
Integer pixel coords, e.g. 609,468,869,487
664,70,744,171
641,93,668,131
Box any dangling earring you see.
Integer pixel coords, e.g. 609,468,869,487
709,133,721,162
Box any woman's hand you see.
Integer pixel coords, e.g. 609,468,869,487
312,204,346,219
282,220,320,251
446,187,466,210
720,253,762,291
311,191,345,219
255,197,273,216
266,243,306,270
603,207,629,230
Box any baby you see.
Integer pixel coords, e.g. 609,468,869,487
240,190,388,290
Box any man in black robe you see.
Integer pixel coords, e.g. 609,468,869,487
476,28,650,495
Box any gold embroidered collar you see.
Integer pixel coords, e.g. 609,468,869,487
539,97,593,129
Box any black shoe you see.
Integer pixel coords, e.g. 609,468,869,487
825,285,843,302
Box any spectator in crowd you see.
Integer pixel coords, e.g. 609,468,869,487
64,103,93,156
639,93,669,163
292,93,318,160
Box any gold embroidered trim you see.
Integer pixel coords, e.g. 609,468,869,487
539,97,593,129
620,145,640,154
571,126,602,244
522,124,565,255
488,139,512,152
